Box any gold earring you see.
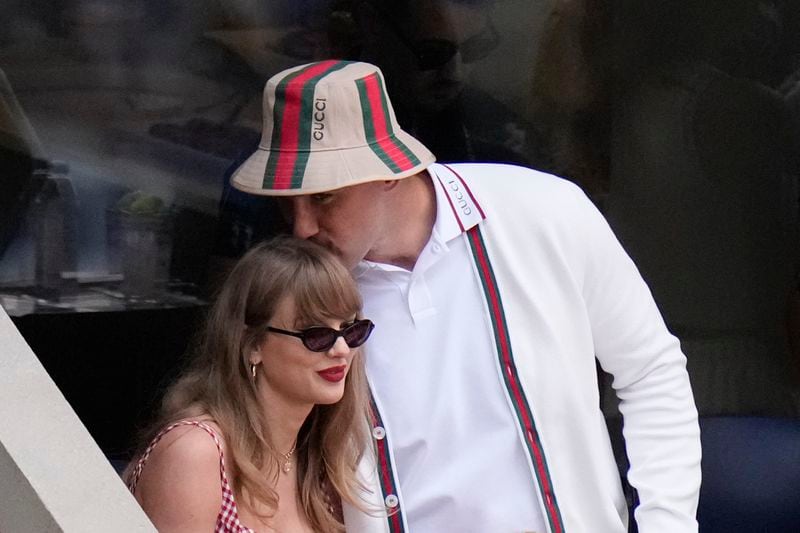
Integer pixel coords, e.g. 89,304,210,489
250,363,258,382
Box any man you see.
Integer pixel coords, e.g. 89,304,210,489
231,61,701,532
328,0,538,166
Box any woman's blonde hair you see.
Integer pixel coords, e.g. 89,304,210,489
128,236,372,531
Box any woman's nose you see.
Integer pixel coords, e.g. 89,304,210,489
327,335,351,357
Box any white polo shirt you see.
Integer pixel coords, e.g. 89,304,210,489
355,165,546,533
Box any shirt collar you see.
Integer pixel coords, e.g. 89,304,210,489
354,163,486,276
428,163,486,242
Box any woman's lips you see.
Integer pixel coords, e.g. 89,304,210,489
317,365,346,383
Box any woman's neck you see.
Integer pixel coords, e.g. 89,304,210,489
258,390,313,457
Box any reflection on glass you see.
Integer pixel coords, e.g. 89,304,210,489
329,0,538,165
0,0,797,417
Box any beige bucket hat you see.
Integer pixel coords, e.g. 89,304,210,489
230,61,435,196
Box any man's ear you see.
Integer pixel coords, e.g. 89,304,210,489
383,179,400,191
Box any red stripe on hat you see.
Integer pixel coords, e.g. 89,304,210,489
363,73,415,171
271,60,341,189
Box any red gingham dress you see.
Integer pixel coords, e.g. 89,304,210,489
128,420,255,532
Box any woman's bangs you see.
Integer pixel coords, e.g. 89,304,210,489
292,262,362,324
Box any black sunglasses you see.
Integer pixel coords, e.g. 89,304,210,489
383,13,499,71
267,319,375,352
412,24,500,71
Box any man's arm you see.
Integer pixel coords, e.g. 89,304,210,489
572,186,702,531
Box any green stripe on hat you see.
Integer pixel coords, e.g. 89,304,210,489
355,77,402,173
264,61,350,190
374,74,421,166
357,74,426,174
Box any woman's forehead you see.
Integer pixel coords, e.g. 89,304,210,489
274,285,359,325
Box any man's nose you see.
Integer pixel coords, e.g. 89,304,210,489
440,51,467,81
291,197,319,239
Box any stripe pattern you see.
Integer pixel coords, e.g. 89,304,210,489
262,60,350,190
436,164,486,232
369,393,405,533
467,226,566,533
355,72,421,174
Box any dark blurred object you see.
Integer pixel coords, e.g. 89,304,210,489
606,0,800,416
11,304,206,456
214,149,290,261
169,206,217,291
279,28,329,60
107,208,174,299
698,416,800,532
0,145,39,257
145,117,289,282
527,0,612,197
328,0,539,167
148,117,260,160
30,162,78,294
613,0,800,89
0,68,47,258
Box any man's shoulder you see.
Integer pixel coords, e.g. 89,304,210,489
439,162,576,188
430,163,602,242
435,162,585,205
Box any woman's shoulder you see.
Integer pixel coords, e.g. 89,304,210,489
133,420,228,531
149,420,224,464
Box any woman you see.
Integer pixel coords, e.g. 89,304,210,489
125,237,375,532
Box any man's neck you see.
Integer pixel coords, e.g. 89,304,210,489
365,171,437,271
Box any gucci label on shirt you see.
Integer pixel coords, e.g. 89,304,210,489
446,177,473,216
435,167,485,230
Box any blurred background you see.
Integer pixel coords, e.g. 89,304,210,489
1,1,799,529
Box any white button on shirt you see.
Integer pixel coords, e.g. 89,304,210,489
356,167,546,533
384,494,400,508
372,426,386,440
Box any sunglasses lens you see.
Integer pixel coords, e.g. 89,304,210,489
460,33,497,63
298,320,375,352
343,320,375,348
302,328,337,352
415,39,458,70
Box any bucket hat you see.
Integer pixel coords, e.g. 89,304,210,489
230,60,435,196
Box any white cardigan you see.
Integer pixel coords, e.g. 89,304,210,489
344,163,701,532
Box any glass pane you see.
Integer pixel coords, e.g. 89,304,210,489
1,0,798,420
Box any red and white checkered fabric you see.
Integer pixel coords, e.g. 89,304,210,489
128,420,254,532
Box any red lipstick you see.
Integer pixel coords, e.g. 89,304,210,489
317,365,346,383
